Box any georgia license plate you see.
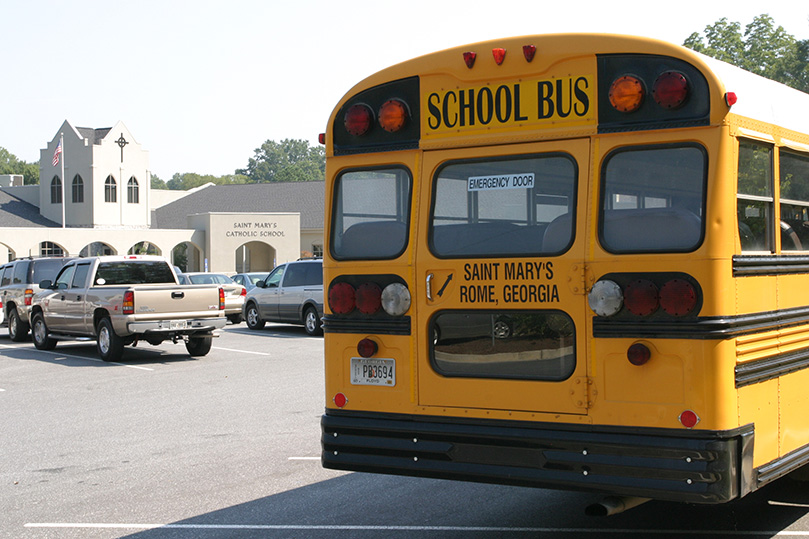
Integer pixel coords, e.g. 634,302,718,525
351,357,396,386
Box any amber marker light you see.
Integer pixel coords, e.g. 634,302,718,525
378,99,408,133
609,75,644,113
492,48,506,65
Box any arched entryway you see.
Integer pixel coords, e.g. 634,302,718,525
235,241,276,273
0,242,15,263
171,241,202,273
128,241,161,256
80,241,116,257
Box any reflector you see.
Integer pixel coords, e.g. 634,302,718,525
609,76,644,113
523,45,536,62
492,48,506,65
333,393,348,408
679,409,700,429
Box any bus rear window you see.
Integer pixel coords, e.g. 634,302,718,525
431,311,575,381
330,168,411,260
600,144,706,253
430,154,577,258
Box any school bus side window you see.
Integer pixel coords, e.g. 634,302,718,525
331,168,411,260
737,140,774,252
430,154,577,257
779,149,809,252
600,144,706,253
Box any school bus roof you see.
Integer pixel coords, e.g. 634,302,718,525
328,33,809,147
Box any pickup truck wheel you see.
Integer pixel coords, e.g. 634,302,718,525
31,312,57,351
8,309,30,342
227,313,242,324
245,303,265,330
96,317,124,362
304,306,322,336
186,335,213,356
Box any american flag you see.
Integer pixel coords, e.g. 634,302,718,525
52,140,62,166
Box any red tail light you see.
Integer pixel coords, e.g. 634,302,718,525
659,279,697,316
123,290,135,314
344,104,373,136
329,282,356,314
355,283,382,314
219,288,225,310
240,287,246,297
24,288,34,306
623,279,659,316
653,71,689,109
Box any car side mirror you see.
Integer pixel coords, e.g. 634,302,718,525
39,279,53,289
255,281,266,288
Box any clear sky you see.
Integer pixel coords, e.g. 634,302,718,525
2,1,808,181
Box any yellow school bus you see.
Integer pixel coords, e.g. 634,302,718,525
320,33,809,508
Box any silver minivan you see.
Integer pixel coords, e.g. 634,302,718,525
242,259,323,336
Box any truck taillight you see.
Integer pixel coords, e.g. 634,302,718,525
123,291,135,314
24,288,34,306
219,288,225,310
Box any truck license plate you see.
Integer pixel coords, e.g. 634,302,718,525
170,320,188,330
351,358,395,386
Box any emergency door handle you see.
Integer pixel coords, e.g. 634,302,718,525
426,273,434,301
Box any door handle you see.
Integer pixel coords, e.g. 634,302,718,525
426,273,434,301
172,291,184,299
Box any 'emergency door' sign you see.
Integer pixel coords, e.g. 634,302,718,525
468,173,534,191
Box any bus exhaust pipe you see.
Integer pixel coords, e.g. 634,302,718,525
585,496,651,516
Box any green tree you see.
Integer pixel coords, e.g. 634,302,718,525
150,173,167,189
0,146,40,185
165,172,248,191
684,14,809,93
236,139,325,183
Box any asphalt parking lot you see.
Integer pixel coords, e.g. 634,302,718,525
5,323,809,538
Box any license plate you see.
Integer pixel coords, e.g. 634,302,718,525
351,358,395,386
170,320,188,330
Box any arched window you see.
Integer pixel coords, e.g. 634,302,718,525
40,241,64,257
127,176,139,204
50,176,62,204
105,175,117,203
72,174,84,203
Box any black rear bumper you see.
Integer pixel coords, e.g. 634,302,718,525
322,412,755,504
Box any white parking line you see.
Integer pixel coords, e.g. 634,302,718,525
21,523,809,535
212,346,272,356
0,344,153,371
288,456,320,461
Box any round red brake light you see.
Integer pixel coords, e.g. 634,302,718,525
328,282,356,314
344,104,373,136
355,283,382,314
653,71,689,109
660,279,697,316
378,99,408,133
623,279,659,316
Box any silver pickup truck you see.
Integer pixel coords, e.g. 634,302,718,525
30,255,227,361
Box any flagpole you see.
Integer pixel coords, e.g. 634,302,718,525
60,132,66,229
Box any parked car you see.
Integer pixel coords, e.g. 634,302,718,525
243,259,323,336
231,272,268,291
30,256,226,361
0,256,76,341
177,272,246,324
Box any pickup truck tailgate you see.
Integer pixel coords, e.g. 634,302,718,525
126,285,222,320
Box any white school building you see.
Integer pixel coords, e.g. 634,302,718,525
0,120,324,273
